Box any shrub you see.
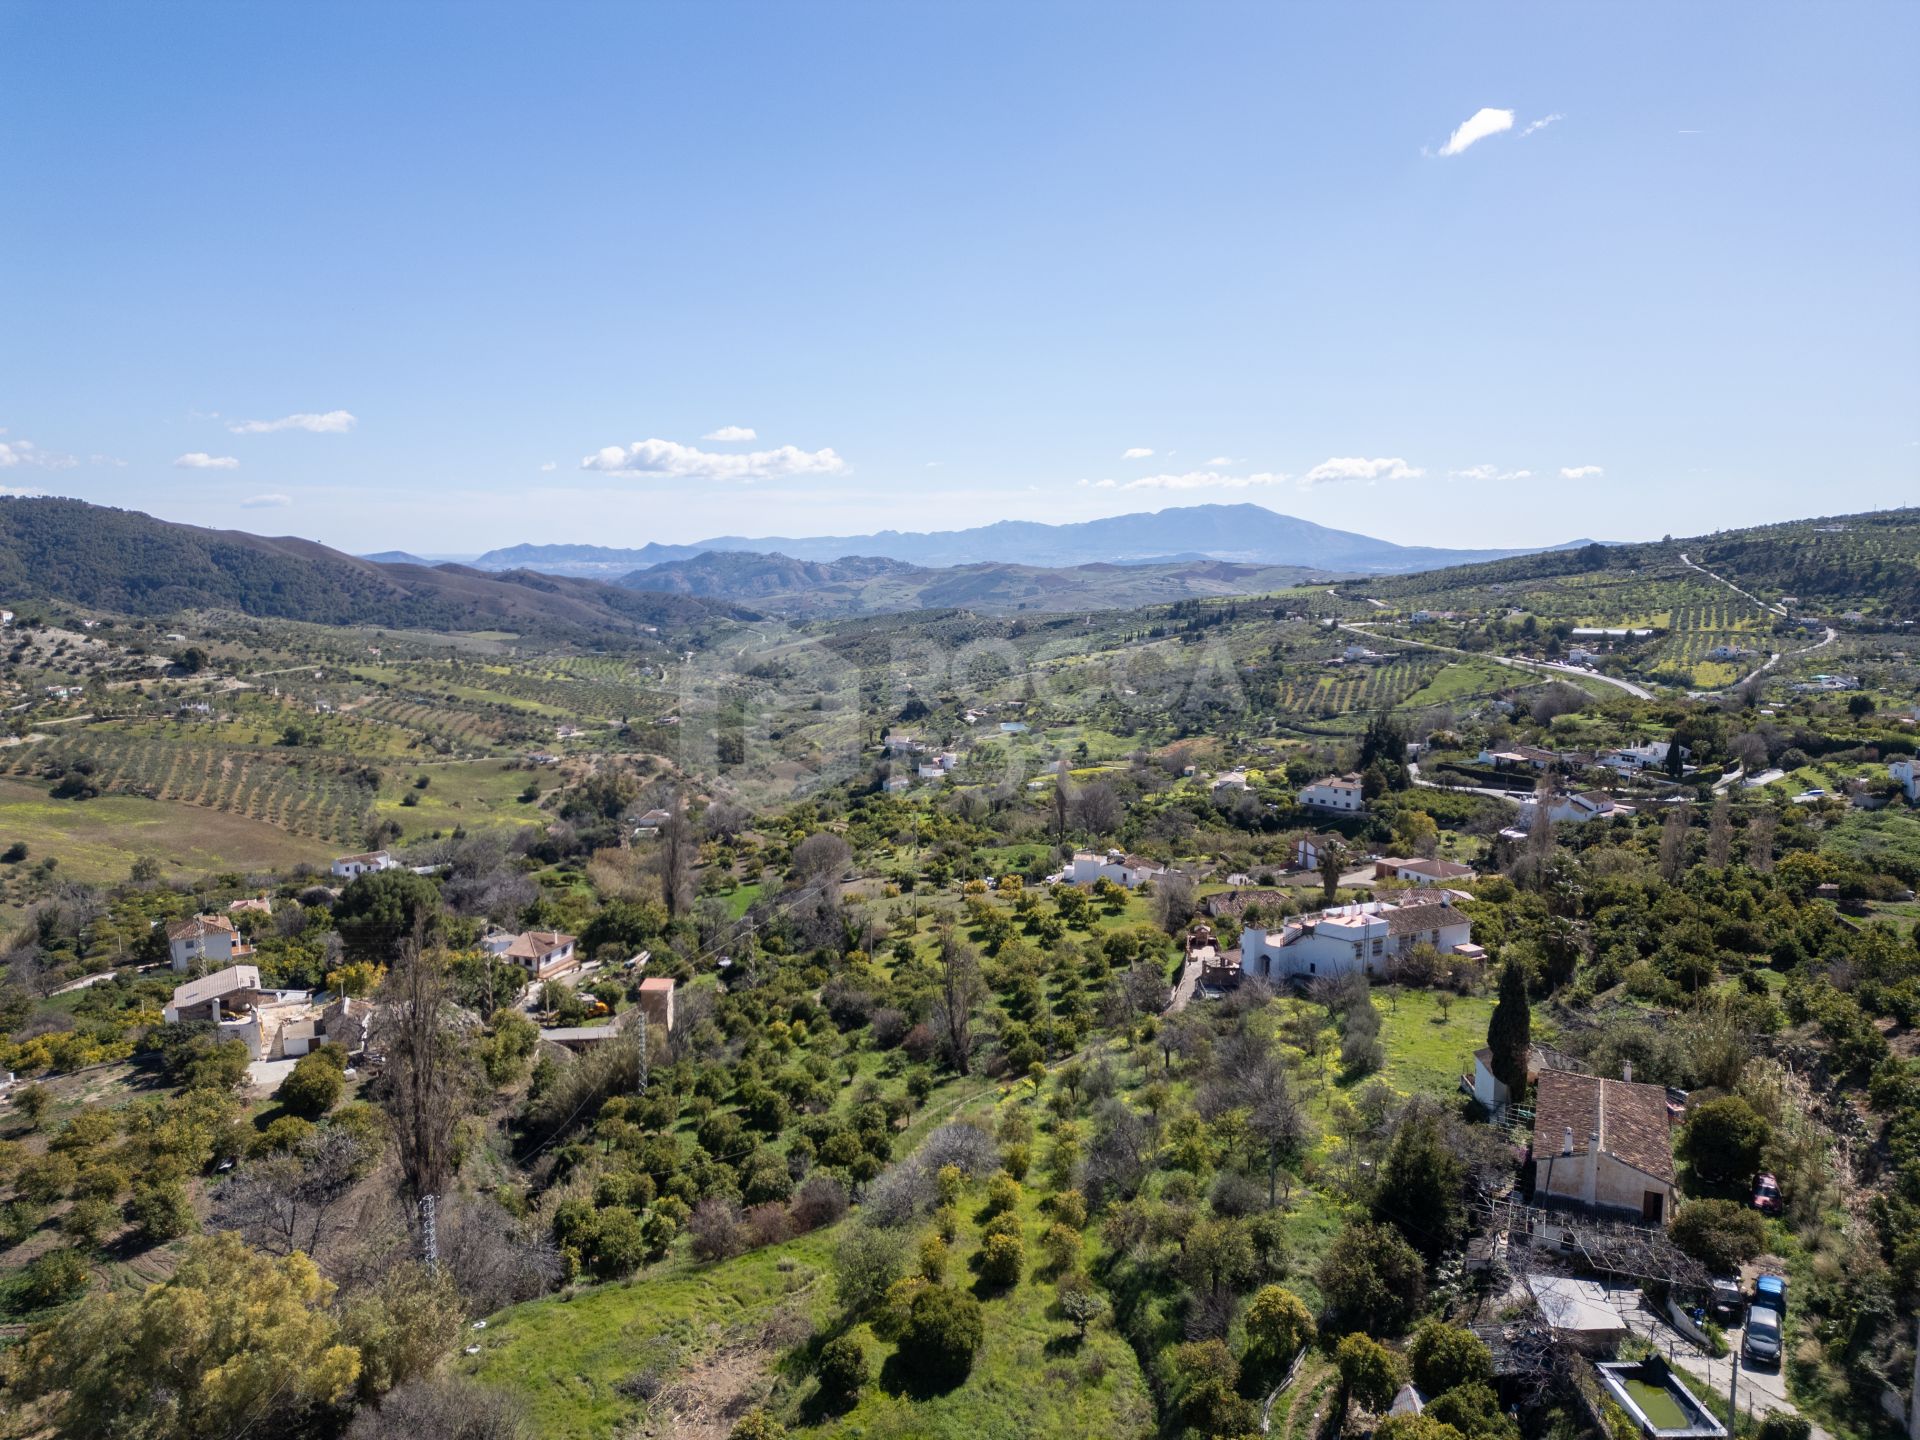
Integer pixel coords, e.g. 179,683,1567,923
1756,1417,1812,1440
728,1410,787,1440
897,1285,984,1387
1040,1222,1080,1273
1317,1219,1425,1333
1670,1198,1768,1273
276,1050,345,1119
1682,1095,1772,1182
129,1178,197,1244
813,1334,867,1409
688,1199,748,1263
1047,1189,1088,1230
978,1231,1024,1287
1243,1284,1315,1377
918,1232,948,1282
983,1171,1021,1217
1335,1331,1404,1411
790,1174,849,1232
18,1247,89,1309
1407,1319,1493,1396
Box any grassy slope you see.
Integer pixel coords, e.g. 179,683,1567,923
0,774,329,886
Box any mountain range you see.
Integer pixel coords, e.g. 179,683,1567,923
0,498,745,641
615,549,1334,617
463,504,1595,578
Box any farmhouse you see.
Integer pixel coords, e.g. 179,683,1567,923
633,808,673,833
1476,744,1561,771
331,850,396,880
1890,757,1918,802
1239,893,1474,983
1529,1068,1678,1224
166,914,255,973
1373,857,1474,886
1598,741,1687,775
1515,790,1635,830
1070,849,1167,888
1298,772,1365,813
504,930,579,979
162,964,263,1025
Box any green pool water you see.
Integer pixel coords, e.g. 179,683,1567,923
1621,1376,1692,1430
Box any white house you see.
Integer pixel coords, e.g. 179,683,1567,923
506,930,578,980
916,760,950,780
1471,1048,1514,1111
1070,849,1167,889
166,914,254,973
1293,833,1346,872
1476,745,1560,772
1373,857,1475,886
1239,895,1474,983
633,807,673,833
1599,741,1686,776
883,734,923,753
1298,772,1365,813
162,964,263,1026
331,850,397,881
1515,790,1635,830
1530,1069,1678,1224
883,775,912,793
1892,758,1919,802
1212,770,1250,792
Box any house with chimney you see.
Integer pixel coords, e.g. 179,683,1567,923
1070,849,1167,889
1298,772,1366,813
1529,1068,1678,1224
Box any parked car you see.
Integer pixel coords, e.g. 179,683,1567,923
1753,1273,1788,1315
1709,1276,1745,1323
1742,1302,1783,1367
1752,1172,1782,1215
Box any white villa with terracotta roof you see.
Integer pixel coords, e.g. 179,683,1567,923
1070,849,1167,889
167,914,255,973
331,849,397,880
1239,893,1476,983
1298,772,1366,813
504,930,579,979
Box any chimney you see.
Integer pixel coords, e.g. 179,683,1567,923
1583,1130,1600,1207
1562,1126,1574,1156
1622,1059,1633,1083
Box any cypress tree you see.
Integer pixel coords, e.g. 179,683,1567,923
1487,960,1531,1098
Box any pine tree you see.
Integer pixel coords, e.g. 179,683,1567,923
1486,960,1530,1098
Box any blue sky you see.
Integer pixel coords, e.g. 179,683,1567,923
2,2,1915,555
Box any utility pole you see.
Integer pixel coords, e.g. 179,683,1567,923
1727,1341,1738,1425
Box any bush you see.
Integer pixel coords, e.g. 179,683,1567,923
790,1174,849,1232
688,1198,748,1263
897,1285,984,1387
18,1247,89,1309
1407,1319,1493,1396
1670,1198,1768,1273
728,1410,787,1440
978,1231,1024,1287
1317,1219,1425,1333
1682,1095,1772,1182
1335,1331,1405,1411
813,1335,867,1409
276,1050,345,1119
983,1171,1021,1217
129,1178,198,1244
1756,1417,1812,1440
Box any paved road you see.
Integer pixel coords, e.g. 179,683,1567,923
50,970,122,996
1338,622,1656,700
1407,761,1527,804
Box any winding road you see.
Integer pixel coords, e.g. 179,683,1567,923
1338,621,1656,700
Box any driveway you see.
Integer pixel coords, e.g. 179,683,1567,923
247,1056,299,1094
1611,1285,1828,1439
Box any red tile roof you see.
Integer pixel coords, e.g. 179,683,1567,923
1532,1069,1674,1184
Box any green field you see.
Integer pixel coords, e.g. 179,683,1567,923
0,774,330,889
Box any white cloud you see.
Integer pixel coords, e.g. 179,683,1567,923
1449,464,1533,482
1096,470,1291,492
1204,456,1238,468
1559,464,1605,480
240,493,292,508
1436,107,1514,157
1300,456,1424,487
580,437,847,482
175,452,240,470
227,410,357,435
702,425,758,442
1520,113,1564,137
1121,447,1155,460
540,461,557,473
1,484,43,497
0,438,79,470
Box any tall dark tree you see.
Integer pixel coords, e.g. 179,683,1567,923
656,793,695,919
1486,960,1531,1098
931,929,986,1076
1371,1099,1464,1260
376,943,470,1213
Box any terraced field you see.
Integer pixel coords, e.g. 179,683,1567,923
0,731,378,842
